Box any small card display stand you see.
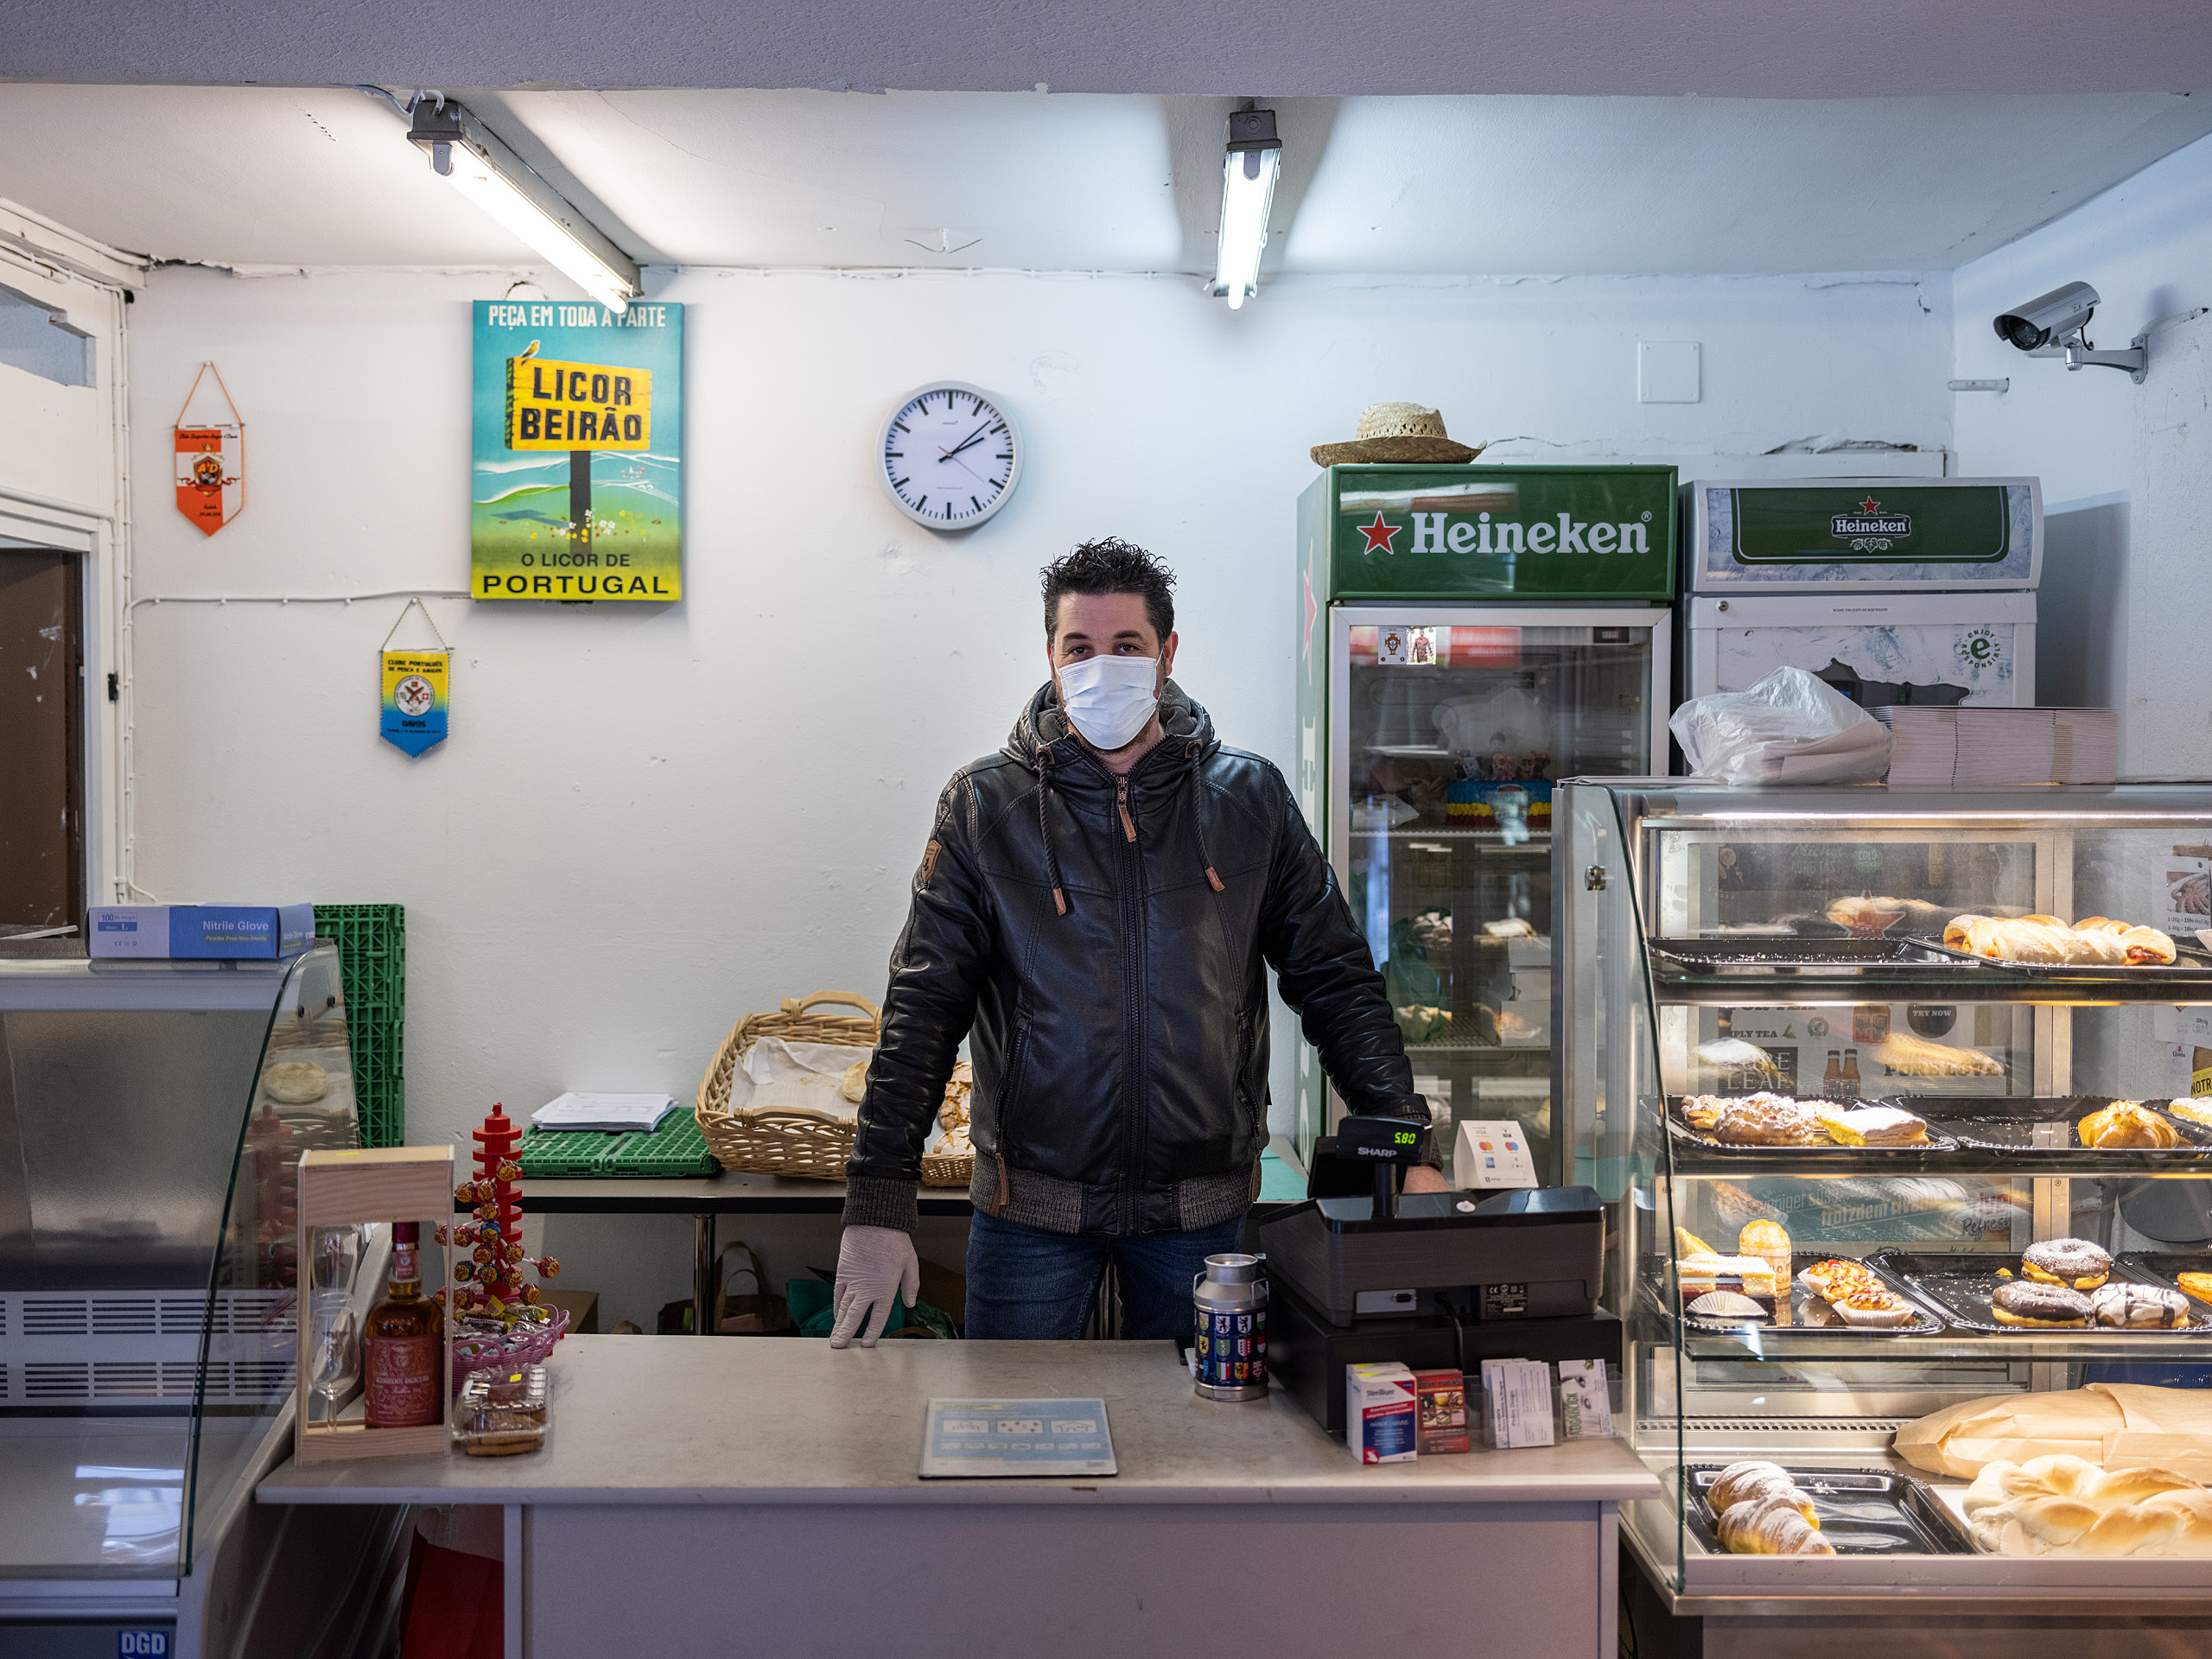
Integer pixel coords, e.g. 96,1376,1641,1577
295,1145,455,1462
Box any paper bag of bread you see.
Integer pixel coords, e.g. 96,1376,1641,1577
1894,1382,2212,1481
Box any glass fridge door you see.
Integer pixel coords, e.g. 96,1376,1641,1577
1306,604,1669,1179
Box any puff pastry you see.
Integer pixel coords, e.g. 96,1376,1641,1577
2078,1101,2183,1150
1717,1492,1835,1555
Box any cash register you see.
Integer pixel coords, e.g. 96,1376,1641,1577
1257,1112,1616,1436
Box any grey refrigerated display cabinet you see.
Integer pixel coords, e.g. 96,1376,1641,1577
0,944,406,1657
1557,781,2212,1658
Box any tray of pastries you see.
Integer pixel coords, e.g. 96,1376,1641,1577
2116,1252,2212,1317
1666,1093,1953,1160
1653,1226,1944,1335
1686,1460,1975,1557
1872,1096,2212,1159
1942,912,2181,970
1867,1245,2212,1334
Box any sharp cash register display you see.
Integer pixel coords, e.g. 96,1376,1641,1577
1560,779,2212,1606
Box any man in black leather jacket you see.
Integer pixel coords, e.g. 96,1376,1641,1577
829,538,1445,1346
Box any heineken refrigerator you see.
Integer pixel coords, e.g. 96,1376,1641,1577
1681,477,2043,708
1293,463,1677,1184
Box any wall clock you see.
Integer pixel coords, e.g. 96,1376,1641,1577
878,381,1022,531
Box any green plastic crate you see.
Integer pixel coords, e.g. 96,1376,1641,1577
314,904,405,1149
518,1111,715,1179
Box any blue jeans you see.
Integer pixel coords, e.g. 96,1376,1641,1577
964,1211,1246,1340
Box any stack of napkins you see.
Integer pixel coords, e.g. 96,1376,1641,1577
531,1093,677,1134
1885,708,2118,786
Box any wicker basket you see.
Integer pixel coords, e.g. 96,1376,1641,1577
918,1062,975,1189
696,992,881,1179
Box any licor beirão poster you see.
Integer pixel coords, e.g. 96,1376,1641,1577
470,299,683,602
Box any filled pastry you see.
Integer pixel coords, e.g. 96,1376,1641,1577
1714,1096,1827,1146
1676,1253,1778,1306
1819,1105,1929,1147
1798,1257,1916,1327
1990,1281,2093,1327
2176,1271,2212,1306
1680,1095,1727,1130
2088,1283,2193,1329
2021,1237,2112,1288
2077,1102,2183,1150
1738,1219,1795,1325
2164,1098,2212,1130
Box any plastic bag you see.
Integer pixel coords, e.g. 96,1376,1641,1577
1669,666,1891,786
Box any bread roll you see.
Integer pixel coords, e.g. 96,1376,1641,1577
2092,1465,2202,1503
2080,1503,2183,1557
2120,925,2178,964
1943,914,1988,949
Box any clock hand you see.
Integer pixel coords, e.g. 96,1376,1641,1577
940,417,991,460
937,447,992,488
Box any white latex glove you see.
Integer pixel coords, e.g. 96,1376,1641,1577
829,1224,920,1349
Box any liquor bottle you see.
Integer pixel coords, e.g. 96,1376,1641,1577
1842,1048,1863,1102
1821,1050,1843,1100
363,1222,443,1428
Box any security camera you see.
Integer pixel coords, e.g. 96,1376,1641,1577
1993,283,2100,352
1990,281,2147,382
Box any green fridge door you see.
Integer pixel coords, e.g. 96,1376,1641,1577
1300,464,1677,602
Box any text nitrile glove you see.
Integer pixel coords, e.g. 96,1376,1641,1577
828,1224,920,1349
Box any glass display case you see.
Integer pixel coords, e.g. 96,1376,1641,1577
0,944,358,1591
1560,781,2212,1617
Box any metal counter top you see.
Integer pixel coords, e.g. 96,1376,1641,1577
258,1335,1659,1509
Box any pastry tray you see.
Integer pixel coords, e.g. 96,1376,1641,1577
1646,1252,1945,1337
1648,938,1987,976
2116,1252,2212,1313
1868,1096,2212,1159
1663,1096,1959,1161
1682,1464,1976,1556
1866,1248,2212,1334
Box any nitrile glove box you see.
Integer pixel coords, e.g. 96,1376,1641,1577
89,903,316,959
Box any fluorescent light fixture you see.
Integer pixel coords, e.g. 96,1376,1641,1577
407,99,639,313
1211,108,1281,310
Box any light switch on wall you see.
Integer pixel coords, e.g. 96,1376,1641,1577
1638,340,1700,404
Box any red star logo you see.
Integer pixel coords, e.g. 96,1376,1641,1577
1857,496,1881,513
1357,512,1402,556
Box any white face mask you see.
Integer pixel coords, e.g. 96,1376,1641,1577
1057,655,1160,751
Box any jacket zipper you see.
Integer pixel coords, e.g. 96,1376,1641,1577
994,1014,1032,1217
1116,774,1147,1233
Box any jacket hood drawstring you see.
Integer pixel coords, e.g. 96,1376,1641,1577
1187,738,1226,893
1034,747,1069,916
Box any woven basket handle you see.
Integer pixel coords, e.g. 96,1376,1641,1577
781,990,881,1022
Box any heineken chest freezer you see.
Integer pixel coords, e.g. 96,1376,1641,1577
1293,464,1676,1179
1681,477,2043,709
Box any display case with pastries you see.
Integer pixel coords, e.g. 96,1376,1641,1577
1559,782,2212,1634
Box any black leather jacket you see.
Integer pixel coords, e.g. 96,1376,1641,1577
842,681,1429,1236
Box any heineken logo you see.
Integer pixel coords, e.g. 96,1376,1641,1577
1362,510,1653,557
1832,496,1911,538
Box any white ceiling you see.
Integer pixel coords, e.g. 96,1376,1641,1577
7,0,2212,99
3,85,2209,277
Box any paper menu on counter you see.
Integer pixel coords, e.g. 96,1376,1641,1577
530,1093,677,1134
1479,1358,1555,1449
1557,1360,1613,1440
919,1398,1117,1478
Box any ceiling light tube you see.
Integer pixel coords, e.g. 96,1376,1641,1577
1212,108,1281,310
407,99,640,312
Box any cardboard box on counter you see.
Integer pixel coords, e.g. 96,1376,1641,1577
89,902,315,959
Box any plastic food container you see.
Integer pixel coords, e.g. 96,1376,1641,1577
454,1363,550,1457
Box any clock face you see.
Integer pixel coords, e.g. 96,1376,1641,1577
879,382,1021,530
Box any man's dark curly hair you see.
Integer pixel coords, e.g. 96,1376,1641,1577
1040,537,1177,645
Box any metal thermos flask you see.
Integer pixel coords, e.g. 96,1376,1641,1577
1192,1252,1268,1402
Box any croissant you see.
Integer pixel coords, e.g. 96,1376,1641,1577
1708,1460,1816,1522
1717,1492,1834,1555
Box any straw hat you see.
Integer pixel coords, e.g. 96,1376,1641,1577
1311,402,1486,467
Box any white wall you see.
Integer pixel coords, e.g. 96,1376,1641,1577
123,261,1952,1322
1952,131,2212,775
